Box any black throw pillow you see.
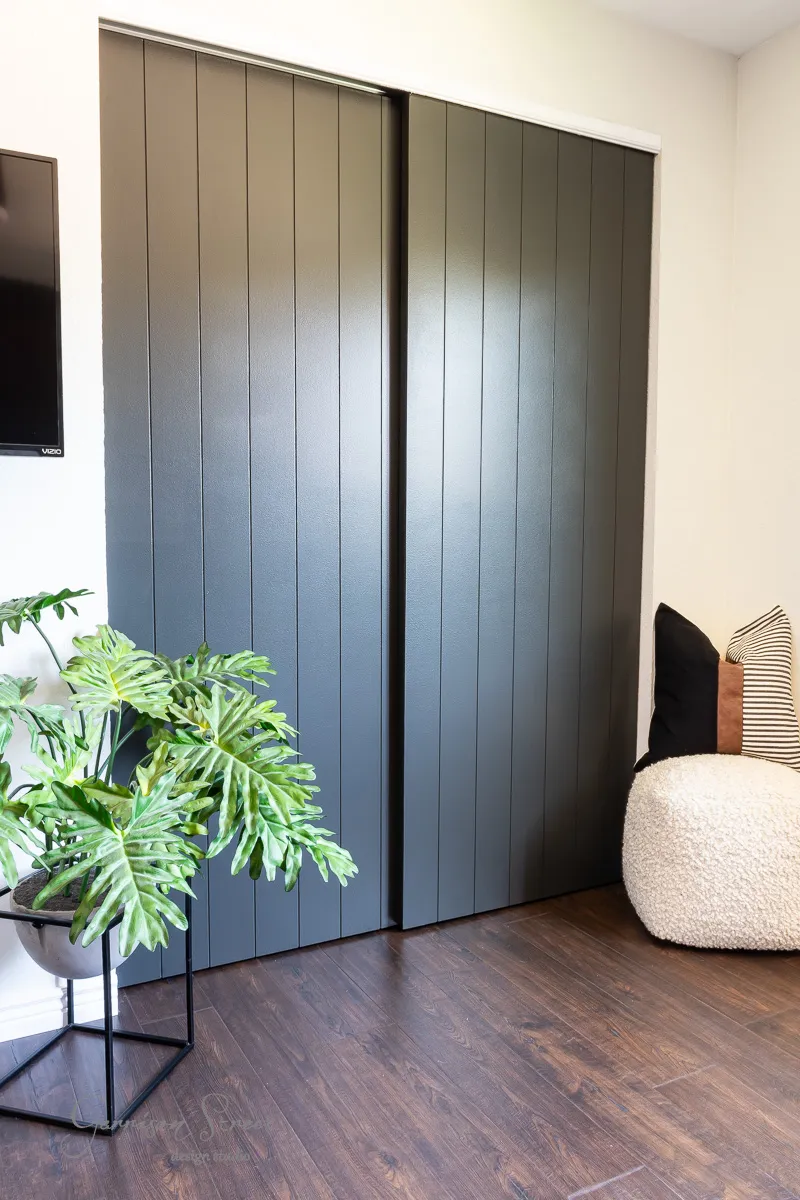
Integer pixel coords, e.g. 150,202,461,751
636,603,720,771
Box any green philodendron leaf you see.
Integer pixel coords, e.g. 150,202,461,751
164,685,309,835
135,743,207,810
158,646,299,742
283,844,302,892
159,643,277,693
0,813,25,887
134,741,172,796
0,589,91,647
22,714,98,812
0,761,42,887
81,779,135,823
33,777,199,956
207,794,357,892
0,713,10,758
0,673,68,754
180,821,208,838
0,677,37,704
57,782,118,831
61,625,174,721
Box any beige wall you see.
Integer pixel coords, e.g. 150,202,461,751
728,24,800,643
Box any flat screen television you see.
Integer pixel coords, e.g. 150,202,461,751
0,149,62,456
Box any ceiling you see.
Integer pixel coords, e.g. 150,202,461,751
592,0,800,55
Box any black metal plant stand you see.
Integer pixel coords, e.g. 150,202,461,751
0,890,194,1135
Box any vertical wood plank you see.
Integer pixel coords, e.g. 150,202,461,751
437,104,485,922
339,89,384,937
402,95,446,929
196,54,252,657
100,32,161,988
609,150,653,875
196,53,255,968
145,43,205,665
543,132,592,898
294,78,342,947
381,97,401,929
474,114,523,914
577,142,625,886
247,67,301,957
143,41,208,977
99,32,153,655
510,123,558,905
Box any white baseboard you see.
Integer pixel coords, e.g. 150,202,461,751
0,973,118,1042
0,881,119,1043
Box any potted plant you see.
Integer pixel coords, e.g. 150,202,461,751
0,588,356,979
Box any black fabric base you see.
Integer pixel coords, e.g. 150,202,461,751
636,603,719,772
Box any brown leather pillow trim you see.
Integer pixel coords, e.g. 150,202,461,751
717,659,744,755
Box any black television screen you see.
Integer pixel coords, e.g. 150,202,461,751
0,149,62,456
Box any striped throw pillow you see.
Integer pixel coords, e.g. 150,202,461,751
726,606,800,771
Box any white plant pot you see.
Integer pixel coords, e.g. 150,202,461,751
10,884,128,981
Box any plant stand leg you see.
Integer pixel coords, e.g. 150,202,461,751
102,931,115,1130
185,893,195,1047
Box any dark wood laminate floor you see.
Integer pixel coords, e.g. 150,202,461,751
1,884,799,1200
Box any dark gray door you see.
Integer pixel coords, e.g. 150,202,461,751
402,97,653,927
100,31,396,984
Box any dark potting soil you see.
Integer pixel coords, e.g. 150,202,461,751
13,868,88,914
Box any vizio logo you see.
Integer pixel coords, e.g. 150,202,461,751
41,447,62,456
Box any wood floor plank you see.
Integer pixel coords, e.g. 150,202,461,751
146,1004,336,1199
0,1035,73,1200
328,933,779,1200
327,938,643,1198
255,943,636,1200
513,907,752,1040
201,958,473,1199
2,885,800,1198
12,1038,111,1200
567,1165,682,1199
550,886,800,1023
330,927,627,1099
16,1038,80,1120
72,995,221,1199
656,1065,800,1196
442,914,706,1087
746,1006,800,1058
262,942,388,1040
124,972,213,1028
396,926,790,1200
0,1032,52,1112
333,1020,567,1200
333,945,642,1190
506,910,800,1124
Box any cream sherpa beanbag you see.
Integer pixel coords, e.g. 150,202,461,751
623,754,800,950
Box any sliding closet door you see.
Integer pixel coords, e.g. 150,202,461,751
402,96,653,927
100,31,395,983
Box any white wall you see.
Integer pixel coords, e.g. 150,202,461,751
0,3,109,1033
0,0,738,1018
728,24,800,640
1,5,107,655
1,0,106,786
